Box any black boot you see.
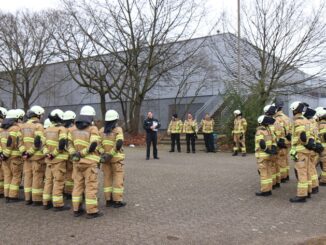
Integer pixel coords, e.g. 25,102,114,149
281,179,287,183
0,194,4,198
65,194,72,200
86,212,103,219
10,198,22,203
285,176,290,181
242,153,246,157
74,208,85,217
255,191,272,196
113,201,127,208
25,200,33,205
312,187,319,194
169,150,174,152
274,183,281,189
307,193,311,198
319,182,326,186
106,200,115,207
43,202,53,210
5,197,10,203
232,151,238,156
32,201,43,206
53,206,70,212
289,196,306,203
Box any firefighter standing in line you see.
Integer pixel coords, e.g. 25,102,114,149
232,110,247,157
68,105,102,219
0,107,8,198
303,107,321,194
167,113,183,153
0,109,23,202
264,105,282,188
99,110,126,208
183,113,198,153
63,110,76,199
289,101,314,203
19,105,46,206
201,113,216,153
274,101,292,180
42,109,70,211
255,115,277,196
317,108,326,185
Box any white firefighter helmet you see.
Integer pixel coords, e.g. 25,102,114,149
316,108,326,118
16,108,25,118
290,101,301,111
6,109,20,119
257,115,265,124
63,110,76,120
0,107,8,118
43,118,53,129
234,110,241,116
263,105,272,113
50,109,64,120
80,105,96,116
30,105,45,116
105,110,119,121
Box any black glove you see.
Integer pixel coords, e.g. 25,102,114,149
116,139,123,151
277,138,286,149
46,154,55,160
100,153,112,163
240,133,244,140
265,148,274,155
324,133,326,141
266,145,277,155
315,143,324,153
0,152,8,161
259,140,266,150
58,139,67,151
304,138,315,150
22,151,31,159
6,136,13,147
34,135,42,149
300,132,307,143
285,133,292,141
88,142,97,153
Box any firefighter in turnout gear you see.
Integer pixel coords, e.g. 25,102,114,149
99,110,126,208
68,105,102,219
167,114,183,153
62,110,76,198
255,115,277,196
200,113,215,153
183,113,198,153
0,107,8,198
0,110,23,202
289,101,314,203
232,110,247,156
317,108,326,185
274,101,292,180
19,105,46,205
42,109,70,211
264,105,282,188
303,107,320,194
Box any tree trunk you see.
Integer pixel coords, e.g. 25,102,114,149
11,84,17,109
128,101,142,135
23,98,29,111
119,99,129,132
99,92,107,121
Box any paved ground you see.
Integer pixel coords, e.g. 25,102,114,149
1,145,326,245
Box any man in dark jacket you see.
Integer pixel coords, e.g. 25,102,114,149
143,112,161,160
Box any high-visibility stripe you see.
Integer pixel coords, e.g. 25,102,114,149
113,187,124,194
321,171,326,176
261,179,272,184
298,182,308,188
65,181,74,187
295,126,305,132
9,184,19,191
90,135,100,141
34,131,44,136
72,196,82,203
116,134,124,140
104,187,113,192
256,135,264,140
280,168,287,173
43,194,52,200
9,131,18,137
24,187,32,193
4,183,9,189
59,134,66,139
0,181,4,187
85,198,98,205
74,139,89,147
311,175,318,181
52,195,63,202
55,154,69,160
11,150,21,156
46,140,58,146
85,155,100,162
32,188,43,194
102,140,114,146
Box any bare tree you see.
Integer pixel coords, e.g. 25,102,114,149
0,10,61,110
61,0,210,134
210,0,326,107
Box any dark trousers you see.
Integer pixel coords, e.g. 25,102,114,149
146,132,158,158
204,133,215,152
170,133,181,152
186,133,196,153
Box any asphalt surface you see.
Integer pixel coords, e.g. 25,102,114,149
1,145,326,245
